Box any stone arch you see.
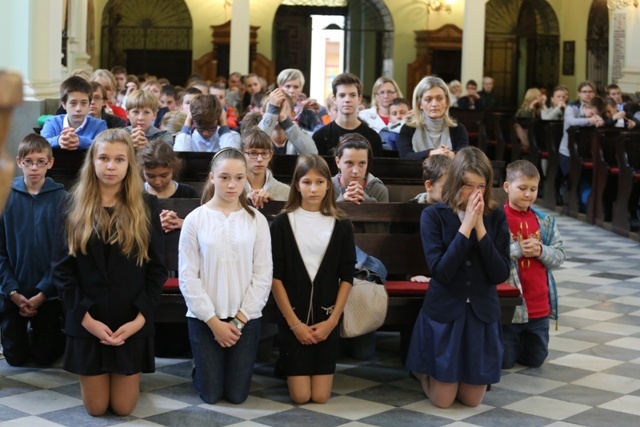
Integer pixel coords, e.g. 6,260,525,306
101,0,193,83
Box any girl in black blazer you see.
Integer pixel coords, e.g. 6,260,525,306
52,129,167,417
406,147,510,409
271,155,355,404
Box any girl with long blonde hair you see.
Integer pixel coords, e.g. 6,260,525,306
52,128,167,417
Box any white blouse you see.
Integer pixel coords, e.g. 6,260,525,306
288,208,335,282
178,204,272,322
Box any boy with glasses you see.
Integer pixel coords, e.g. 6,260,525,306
174,94,240,152
0,134,67,366
41,76,108,150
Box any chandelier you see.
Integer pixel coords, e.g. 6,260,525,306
427,0,454,14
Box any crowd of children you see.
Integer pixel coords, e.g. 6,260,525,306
11,62,623,415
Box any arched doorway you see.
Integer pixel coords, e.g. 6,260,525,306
272,0,394,99
101,0,192,84
485,0,560,107
586,0,609,93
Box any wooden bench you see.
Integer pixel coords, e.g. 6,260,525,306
155,199,522,331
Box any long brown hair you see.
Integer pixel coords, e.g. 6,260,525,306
66,129,150,266
200,147,255,217
283,155,346,219
441,146,496,214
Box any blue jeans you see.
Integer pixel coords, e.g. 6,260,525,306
501,317,549,369
188,317,261,404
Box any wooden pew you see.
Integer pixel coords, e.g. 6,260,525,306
155,199,522,331
536,120,564,209
48,150,506,190
449,109,484,145
612,131,640,235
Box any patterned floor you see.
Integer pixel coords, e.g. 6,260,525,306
2,206,640,427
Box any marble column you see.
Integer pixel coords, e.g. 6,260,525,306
615,6,640,93
0,0,64,100
67,0,92,72
460,0,486,87
230,0,250,75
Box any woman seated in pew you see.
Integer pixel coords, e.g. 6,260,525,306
241,128,291,209
398,76,469,160
138,140,199,233
516,88,548,119
358,76,403,134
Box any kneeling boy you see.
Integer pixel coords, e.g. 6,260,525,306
0,134,67,366
502,160,566,369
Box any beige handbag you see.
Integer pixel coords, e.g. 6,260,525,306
340,278,388,338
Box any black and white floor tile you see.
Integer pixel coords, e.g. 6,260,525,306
1,206,640,426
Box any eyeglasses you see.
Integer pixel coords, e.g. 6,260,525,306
377,90,397,96
21,159,50,168
244,150,272,159
579,90,594,94
91,96,104,102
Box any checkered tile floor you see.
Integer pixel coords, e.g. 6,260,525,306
2,206,640,426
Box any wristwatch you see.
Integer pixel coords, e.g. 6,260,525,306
230,318,245,331
9,290,18,297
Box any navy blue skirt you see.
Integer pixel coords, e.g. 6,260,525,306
406,304,503,385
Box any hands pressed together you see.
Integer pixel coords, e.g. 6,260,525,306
292,319,336,345
160,209,184,233
430,145,455,159
248,189,271,209
82,311,145,346
460,189,487,240
10,292,45,317
343,181,366,204
59,128,80,150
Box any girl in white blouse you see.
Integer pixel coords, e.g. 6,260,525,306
178,147,272,404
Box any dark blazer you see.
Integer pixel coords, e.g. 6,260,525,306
52,194,167,339
101,109,127,129
271,213,355,325
456,96,484,111
101,110,127,128
420,202,510,323
397,123,469,160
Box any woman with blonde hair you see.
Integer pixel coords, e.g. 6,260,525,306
91,69,128,119
516,88,547,118
398,76,469,160
359,76,403,133
52,129,167,417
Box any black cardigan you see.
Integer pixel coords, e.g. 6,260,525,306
397,122,469,160
52,194,167,339
270,212,355,325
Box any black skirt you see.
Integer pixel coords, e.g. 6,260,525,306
278,322,340,376
63,335,155,376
